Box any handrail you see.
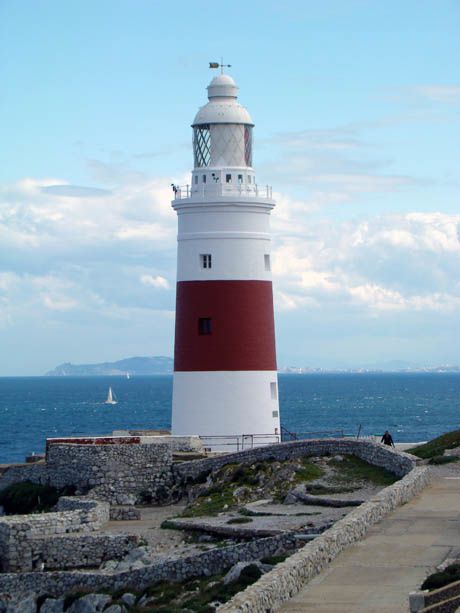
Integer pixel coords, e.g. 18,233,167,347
172,184,273,200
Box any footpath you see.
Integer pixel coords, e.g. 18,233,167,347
281,463,460,613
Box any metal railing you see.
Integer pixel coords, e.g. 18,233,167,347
173,184,273,200
199,433,280,452
281,426,345,442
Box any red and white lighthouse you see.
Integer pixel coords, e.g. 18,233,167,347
171,70,280,442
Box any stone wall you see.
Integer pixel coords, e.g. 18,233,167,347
0,441,175,505
31,534,138,571
218,465,431,612
0,498,109,572
0,530,299,599
175,438,418,483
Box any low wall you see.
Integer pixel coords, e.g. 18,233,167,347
410,579,460,612
0,498,109,572
218,465,431,612
32,534,138,571
0,442,174,505
0,530,299,599
175,438,418,483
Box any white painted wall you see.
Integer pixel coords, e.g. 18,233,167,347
172,371,281,438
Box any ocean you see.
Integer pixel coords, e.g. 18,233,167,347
0,373,459,464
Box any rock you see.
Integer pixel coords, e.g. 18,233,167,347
120,594,136,607
39,598,64,613
104,607,125,613
7,594,36,613
67,594,111,613
223,561,264,585
125,546,149,562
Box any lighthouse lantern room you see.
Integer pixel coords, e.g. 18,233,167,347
171,69,280,445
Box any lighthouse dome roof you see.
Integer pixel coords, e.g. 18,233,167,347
192,74,254,127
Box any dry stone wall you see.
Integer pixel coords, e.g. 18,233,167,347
175,438,418,483
0,530,299,599
218,465,432,612
0,498,110,572
0,442,175,505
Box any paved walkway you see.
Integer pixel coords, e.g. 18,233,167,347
281,464,460,612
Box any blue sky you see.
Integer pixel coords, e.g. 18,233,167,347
1,0,459,375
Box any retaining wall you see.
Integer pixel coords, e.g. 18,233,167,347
175,438,418,483
0,530,299,599
218,465,431,612
0,442,174,505
0,498,109,572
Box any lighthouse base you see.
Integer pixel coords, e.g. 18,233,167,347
172,371,281,450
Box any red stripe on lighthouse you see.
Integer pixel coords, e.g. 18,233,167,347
174,280,277,372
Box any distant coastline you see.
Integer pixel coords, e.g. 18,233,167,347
44,356,460,377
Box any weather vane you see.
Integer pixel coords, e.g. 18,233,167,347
209,57,231,74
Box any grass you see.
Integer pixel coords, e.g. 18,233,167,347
181,489,235,518
294,460,324,483
226,517,253,525
329,455,398,486
0,481,76,515
429,455,460,465
421,563,460,591
411,430,460,459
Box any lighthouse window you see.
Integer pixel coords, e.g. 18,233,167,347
198,317,212,335
193,125,211,167
272,411,279,418
270,382,277,399
238,174,243,184
194,175,198,184
202,174,207,183
200,254,212,269
248,175,252,184
226,174,232,183
264,254,271,271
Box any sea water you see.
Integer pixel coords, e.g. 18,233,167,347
0,373,459,464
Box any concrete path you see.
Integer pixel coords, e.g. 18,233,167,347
281,464,460,612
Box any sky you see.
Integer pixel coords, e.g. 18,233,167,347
0,0,459,375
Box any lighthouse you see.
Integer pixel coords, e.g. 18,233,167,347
171,69,280,445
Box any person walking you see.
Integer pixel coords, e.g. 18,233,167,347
381,430,395,447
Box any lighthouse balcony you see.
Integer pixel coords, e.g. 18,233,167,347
173,183,272,201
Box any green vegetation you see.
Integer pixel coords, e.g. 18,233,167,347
90,566,263,612
294,459,324,483
261,554,288,565
411,430,460,459
421,563,460,591
226,517,253,525
0,481,75,515
181,489,235,518
329,456,398,487
429,455,460,465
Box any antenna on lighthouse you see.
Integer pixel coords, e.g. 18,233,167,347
209,58,232,74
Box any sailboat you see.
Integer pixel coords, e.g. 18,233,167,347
104,386,117,405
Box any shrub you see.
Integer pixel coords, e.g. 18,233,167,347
0,481,75,515
421,564,460,591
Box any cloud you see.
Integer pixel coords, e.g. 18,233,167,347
140,274,170,289
41,185,112,198
411,85,460,104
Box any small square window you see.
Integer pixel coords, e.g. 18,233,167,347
264,254,271,271
198,317,212,335
200,254,212,269
202,174,207,183
270,382,277,399
226,174,232,183
272,410,279,418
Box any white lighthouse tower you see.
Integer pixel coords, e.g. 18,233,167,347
171,69,280,444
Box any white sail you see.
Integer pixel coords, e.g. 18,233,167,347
105,386,117,405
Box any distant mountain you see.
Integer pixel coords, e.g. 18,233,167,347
45,356,173,376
